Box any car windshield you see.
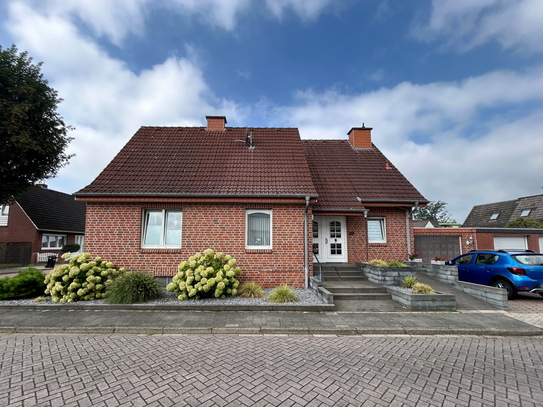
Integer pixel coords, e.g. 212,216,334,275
511,254,543,266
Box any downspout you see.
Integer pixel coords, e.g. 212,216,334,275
304,195,310,289
363,209,369,261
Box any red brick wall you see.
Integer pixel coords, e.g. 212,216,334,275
347,208,412,262
84,202,311,288
0,202,41,262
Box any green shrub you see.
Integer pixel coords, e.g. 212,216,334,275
267,285,298,303
62,243,81,253
412,283,435,295
0,267,46,300
106,271,161,304
238,281,264,299
44,253,125,302
386,260,406,267
167,249,241,300
401,275,418,289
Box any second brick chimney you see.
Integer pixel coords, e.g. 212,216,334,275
206,116,227,131
347,124,373,149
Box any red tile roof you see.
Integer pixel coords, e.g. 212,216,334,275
76,127,318,197
302,140,427,211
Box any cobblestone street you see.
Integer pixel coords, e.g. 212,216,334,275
2,333,543,406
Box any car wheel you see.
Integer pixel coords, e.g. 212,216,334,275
492,280,516,300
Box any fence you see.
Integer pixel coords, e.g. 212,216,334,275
0,242,32,266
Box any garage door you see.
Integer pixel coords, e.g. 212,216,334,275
414,235,461,263
539,237,543,253
493,236,527,250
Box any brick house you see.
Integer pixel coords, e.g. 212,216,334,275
75,116,427,287
414,194,543,262
0,185,86,264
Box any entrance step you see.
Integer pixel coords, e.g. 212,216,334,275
315,263,367,281
321,280,390,301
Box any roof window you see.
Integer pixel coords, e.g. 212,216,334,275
490,213,499,220
521,209,531,217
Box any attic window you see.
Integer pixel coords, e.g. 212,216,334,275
0,204,9,227
490,213,499,220
521,209,531,217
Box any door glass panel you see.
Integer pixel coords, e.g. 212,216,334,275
313,221,318,238
329,221,341,238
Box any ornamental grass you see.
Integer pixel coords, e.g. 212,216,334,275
412,283,435,295
267,285,298,303
237,281,264,299
106,271,162,304
401,275,418,289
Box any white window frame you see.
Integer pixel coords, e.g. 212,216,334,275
41,234,67,250
490,213,499,220
246,210,272,250
0,204,8,226
141,209,183,249
368,218,386,243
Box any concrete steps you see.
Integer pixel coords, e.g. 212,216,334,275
317,264,391,301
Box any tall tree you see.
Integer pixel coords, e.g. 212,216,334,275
413,200,456,223
0,45,73,204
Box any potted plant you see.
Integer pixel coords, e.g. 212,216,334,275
431,256,448,265
408,252,422,263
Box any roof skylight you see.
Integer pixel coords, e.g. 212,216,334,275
490,213,499,220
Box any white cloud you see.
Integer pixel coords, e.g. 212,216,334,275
276,67,543,222
265,0,334,21
4,1,242,193
413,0,543,53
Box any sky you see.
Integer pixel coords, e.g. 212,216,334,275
1,0,542,223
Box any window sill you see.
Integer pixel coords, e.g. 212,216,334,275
245,248,273,254
141,248,182,254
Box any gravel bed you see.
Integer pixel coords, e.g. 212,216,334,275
0,288,324,306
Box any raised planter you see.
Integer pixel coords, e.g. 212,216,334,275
409,259,422,263
359,263,415,286
387,287,456,311
431,260,446,265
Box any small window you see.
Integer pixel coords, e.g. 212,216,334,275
0,204,8,226
490,213,499,220
246,210,272,249
142,210,182,248
41,234,67,249
368,218,386,243
520,209,531,217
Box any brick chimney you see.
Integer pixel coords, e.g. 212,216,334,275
206,116,227,131
347,124,373,148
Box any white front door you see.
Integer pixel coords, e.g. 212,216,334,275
313,216,347,263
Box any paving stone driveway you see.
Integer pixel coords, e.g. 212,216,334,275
2,334,543,407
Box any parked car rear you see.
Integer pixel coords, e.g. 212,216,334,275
446,249,543,300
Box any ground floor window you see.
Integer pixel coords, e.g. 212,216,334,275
368,218,386,243
41,234,67,249
142,210,182,248
246,210,272,249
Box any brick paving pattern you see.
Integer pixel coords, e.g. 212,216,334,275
2,334,543,406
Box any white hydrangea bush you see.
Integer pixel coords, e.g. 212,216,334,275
167,249,241,300
44,253,126,302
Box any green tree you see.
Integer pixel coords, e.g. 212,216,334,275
505,217,543,229
0,45,73,204
413,200,456,223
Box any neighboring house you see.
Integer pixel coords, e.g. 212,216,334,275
414,194,543,262
414,220,439,228
75,116,427,287
0,185,86,265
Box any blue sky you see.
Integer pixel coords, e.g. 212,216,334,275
1,0,543,222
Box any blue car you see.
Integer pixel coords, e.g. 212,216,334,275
446,249,543,300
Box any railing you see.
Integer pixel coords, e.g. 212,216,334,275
37,252,58,262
